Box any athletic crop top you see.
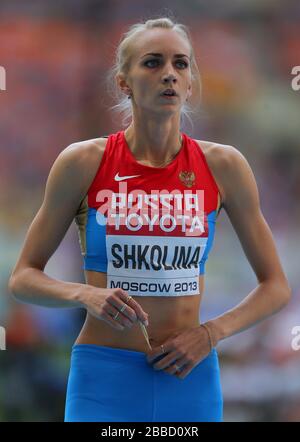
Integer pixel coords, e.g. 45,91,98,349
75,130,221,297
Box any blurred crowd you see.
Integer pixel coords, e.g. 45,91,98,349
0,0,299,421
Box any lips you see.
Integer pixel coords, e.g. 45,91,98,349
160,88,177,96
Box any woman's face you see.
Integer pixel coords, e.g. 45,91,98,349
118,28,193,115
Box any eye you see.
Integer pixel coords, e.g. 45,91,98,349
176,60,188,69
144,59,160,68
144,58,188,68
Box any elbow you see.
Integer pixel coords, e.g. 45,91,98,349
8,271,24,301
276,280,292,310
283,283,292,306
261,277,292,312
8,273,19,299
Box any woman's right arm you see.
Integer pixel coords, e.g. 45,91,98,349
8,139,149,329
8,140,104,309
8,138,149,330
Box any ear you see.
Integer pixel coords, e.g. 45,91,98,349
116,73,131,95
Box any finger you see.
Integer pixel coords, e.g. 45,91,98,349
116,290,149,324
104,304,134,329
163,358,187,375
100,310,125,330
147,347,167,363
152,352,181,370
107,291,138,323
175,364,193,380
147,341,176,363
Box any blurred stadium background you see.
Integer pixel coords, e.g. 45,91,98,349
1,0,300,422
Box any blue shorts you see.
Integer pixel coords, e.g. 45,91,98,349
64,343,223,422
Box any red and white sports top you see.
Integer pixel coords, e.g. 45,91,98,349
75,130,221,297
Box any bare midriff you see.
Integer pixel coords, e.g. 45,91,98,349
74,270,204,353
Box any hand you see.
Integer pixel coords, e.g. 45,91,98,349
82,286,149,331
146,325,212,380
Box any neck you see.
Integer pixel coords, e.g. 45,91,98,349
124,118,182,166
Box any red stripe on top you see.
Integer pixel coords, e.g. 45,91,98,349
87,130,219,237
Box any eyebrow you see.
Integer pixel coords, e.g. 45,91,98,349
141,53,190,59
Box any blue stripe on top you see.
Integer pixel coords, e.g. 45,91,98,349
83,208,217,275
199,210,217,275
83,208,107,272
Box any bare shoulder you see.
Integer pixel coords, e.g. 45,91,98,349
194,139,252,206
55,137,108,194
195,139,243,172
62,136,108,173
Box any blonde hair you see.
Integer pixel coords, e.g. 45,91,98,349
106,17,202,130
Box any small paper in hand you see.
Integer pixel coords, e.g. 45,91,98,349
139,321,152,350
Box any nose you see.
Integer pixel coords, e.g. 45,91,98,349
161,62,177,84
162,73,177,84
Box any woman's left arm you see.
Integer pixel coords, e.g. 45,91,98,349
146,145,291,379
207,145,292,346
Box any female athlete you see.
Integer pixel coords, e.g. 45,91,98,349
8,17,291,422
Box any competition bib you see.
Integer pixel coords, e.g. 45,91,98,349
96,185,208,296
